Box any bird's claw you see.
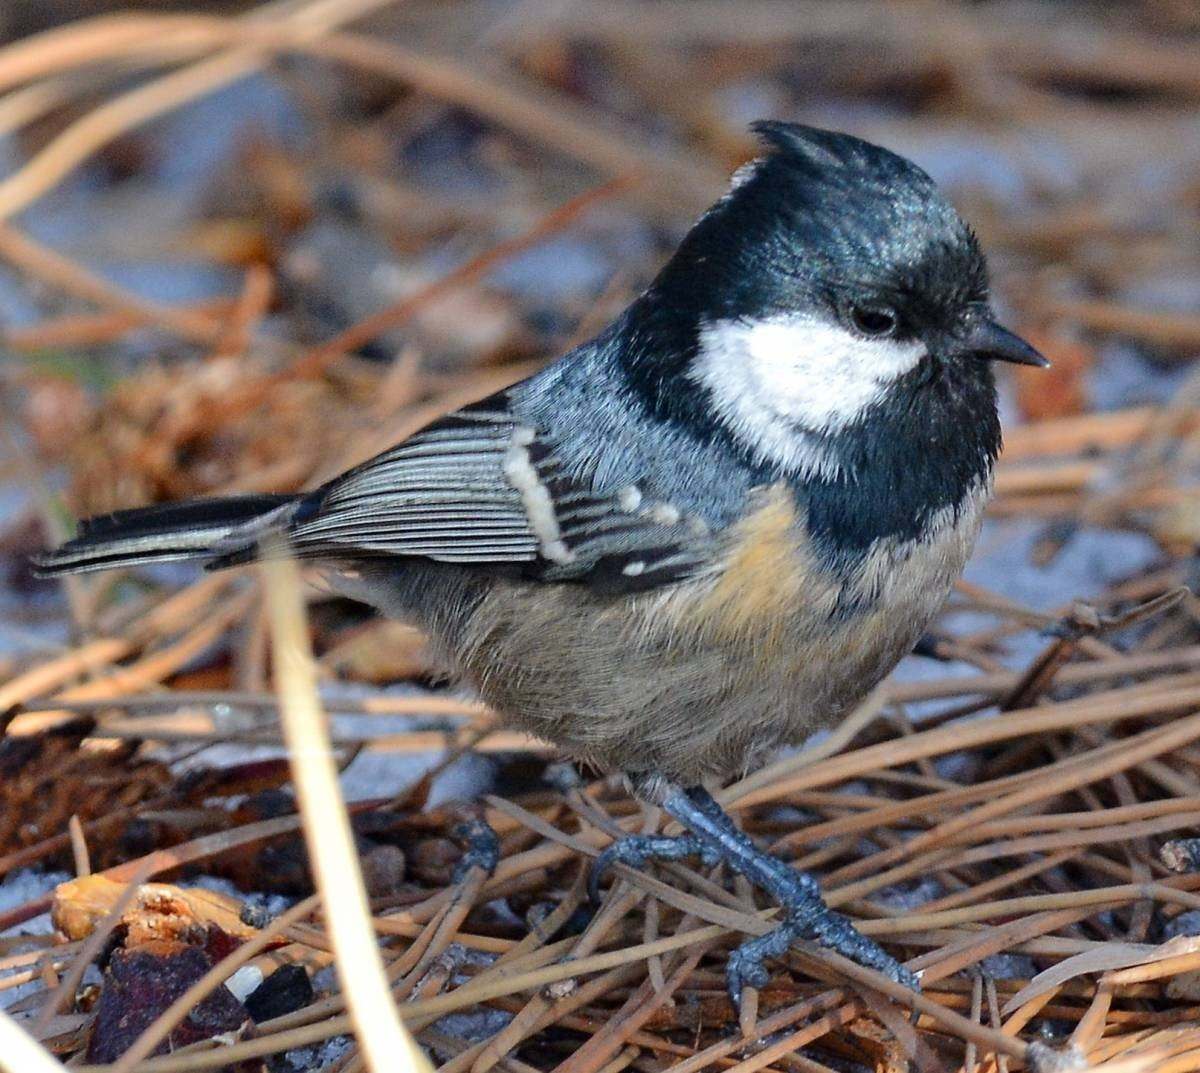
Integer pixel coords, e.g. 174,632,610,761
726,905,919,1016
589,833,719,903
722,855,919,1016
726,947,771,1012
624,785,918,1021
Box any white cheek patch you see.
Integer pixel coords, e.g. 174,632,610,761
691,314,926,475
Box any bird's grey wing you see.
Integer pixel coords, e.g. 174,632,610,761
281,391,713,592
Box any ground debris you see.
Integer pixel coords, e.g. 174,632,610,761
86,942,251,1064
0,720,172,867
244,963,314,1024
52,875,266,947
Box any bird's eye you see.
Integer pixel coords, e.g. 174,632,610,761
849,306,898,337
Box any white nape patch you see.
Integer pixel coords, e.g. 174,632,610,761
690,158,762,230
622,560,646,577
691,314,926,476
503,426,575,564
727,158,761,192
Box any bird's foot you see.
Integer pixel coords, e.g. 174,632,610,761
589,833,721,903
657,785,918,1014
723,858,920,1009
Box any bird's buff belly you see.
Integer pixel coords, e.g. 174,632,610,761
450,487,983,785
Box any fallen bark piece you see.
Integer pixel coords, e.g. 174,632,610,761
85,941,250,1063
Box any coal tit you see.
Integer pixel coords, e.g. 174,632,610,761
37,121,1046,1009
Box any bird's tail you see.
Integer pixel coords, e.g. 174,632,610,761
32,494,301,577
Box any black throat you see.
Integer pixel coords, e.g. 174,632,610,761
791,355,999,563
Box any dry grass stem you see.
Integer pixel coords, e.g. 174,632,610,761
262,549,432,1073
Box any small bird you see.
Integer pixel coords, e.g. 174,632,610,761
37,122,1045,1009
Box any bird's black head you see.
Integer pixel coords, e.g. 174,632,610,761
620,121,1044,479
660,121,987,331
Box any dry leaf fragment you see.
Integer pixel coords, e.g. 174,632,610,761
51,875,263,945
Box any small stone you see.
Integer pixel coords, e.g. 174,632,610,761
245,964,314,1023
360,843,406,897
544,978,576,1000
1026,1040,1087,1072
1162,909,1200,940
1161,838,1200,873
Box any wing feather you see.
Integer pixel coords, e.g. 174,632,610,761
280,392,713,589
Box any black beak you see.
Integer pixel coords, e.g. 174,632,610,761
961,320,1049,367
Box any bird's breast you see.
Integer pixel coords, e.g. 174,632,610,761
667,485,840,656
652,477,988,674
